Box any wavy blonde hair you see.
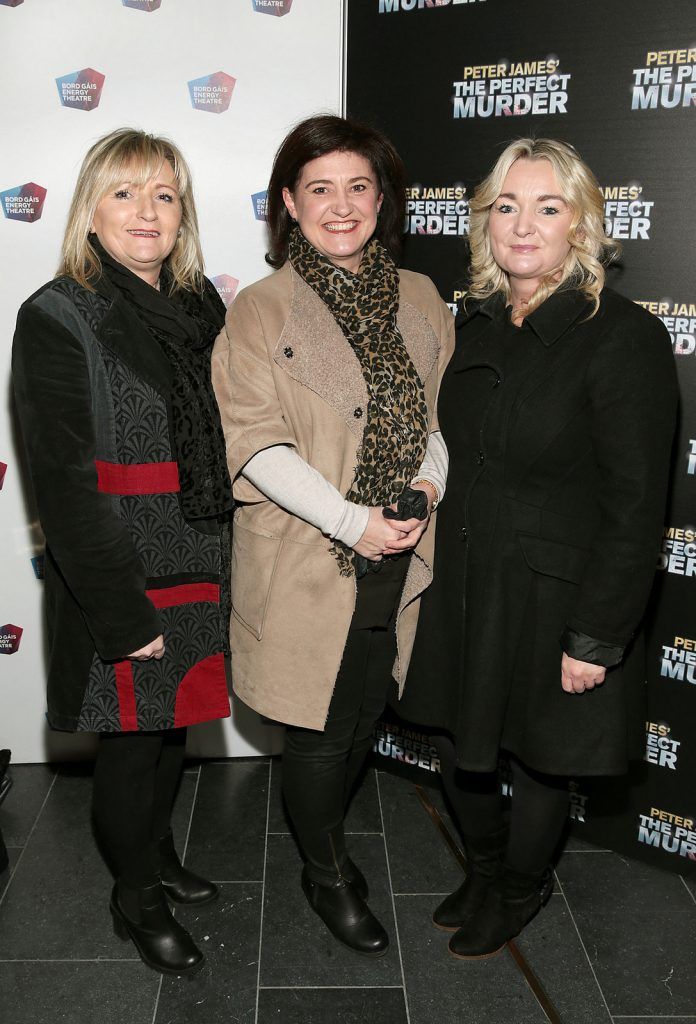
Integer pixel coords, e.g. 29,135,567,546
59,127,205,293
467,138,620,318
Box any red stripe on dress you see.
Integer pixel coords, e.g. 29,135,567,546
173,652,230,728
114,661,138,731
95,460,180,495
145,583,221,609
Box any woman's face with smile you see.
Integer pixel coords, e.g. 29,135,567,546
282,150,383,274
91,159,182,286
489,158,574,297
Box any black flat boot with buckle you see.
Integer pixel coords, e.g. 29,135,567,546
448,864,554,960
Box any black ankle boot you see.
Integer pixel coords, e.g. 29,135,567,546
448,864,554,960
158,831,218,905
111,880,204,976
433,827,507,932
342,857,368,900
301,866,388,957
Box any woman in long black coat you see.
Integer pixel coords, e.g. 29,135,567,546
12,128,233,976
403,138,677,959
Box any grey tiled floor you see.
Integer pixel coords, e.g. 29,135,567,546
0,760,695,1024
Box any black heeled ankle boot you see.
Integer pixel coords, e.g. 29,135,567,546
448,863,554,960
158,831,218,905
433,827,507,932
110,880,204,976
301,866,388,957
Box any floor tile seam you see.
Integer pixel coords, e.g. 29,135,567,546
180,763,202,864
375,771,411,1024
553,870,615,1022
393,892,451,897
259,984,406,990
254,758,273,1024
152,763,201,1024
150,975,164,1024
210,879,264,885
0,771,58,912
679,876,696,905
266,830,383,837
0,957,141,963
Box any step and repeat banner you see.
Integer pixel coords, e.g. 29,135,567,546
348,0,696,875
0,0,344,762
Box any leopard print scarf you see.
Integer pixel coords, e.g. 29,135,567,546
289,228,429,576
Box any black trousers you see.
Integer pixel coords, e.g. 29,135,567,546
435,734,570,874
92,727,187,888
282,557,407,886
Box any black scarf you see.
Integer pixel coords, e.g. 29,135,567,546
92,237,233,522
289,228,429,576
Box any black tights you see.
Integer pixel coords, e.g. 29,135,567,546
92,728,187,887
435,734,570,875
282,624,394,886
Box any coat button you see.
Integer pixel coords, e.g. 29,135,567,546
477,450,485,465
283,346,294,358
353,407,363,418
460,527,468,541
493,376,501,387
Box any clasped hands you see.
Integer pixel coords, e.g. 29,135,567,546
353,503,430,562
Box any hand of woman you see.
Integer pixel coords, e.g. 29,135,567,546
381,481,435,554
381,513,429,554
353,507,408,561
128,634,166,661
561,653,606,694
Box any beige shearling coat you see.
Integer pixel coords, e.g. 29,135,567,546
211,262,454,730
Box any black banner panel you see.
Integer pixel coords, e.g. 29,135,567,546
347,0,696,875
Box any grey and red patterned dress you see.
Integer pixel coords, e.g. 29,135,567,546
12,273,232,733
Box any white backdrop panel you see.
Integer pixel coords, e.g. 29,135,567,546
0,0,345,762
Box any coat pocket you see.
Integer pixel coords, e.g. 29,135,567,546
231,523,283,640
517,533,588,585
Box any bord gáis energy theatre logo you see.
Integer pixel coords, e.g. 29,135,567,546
252,0,294,15
188,72,236,113
56,69,105,111
0,625,23,656
1,184,47,223
122,0,162,11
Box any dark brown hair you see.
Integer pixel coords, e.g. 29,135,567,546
265,114,406,269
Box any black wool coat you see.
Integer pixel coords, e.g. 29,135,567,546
403,287,678,776
12,275,231,734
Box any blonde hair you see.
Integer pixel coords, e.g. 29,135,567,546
467,138,620,318
59,127,205,293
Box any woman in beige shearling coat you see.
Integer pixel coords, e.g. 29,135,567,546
212,116,453,956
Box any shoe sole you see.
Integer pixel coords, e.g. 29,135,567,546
432,917,459,933
448,942,506,961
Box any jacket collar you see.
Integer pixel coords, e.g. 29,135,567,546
457,287,591,346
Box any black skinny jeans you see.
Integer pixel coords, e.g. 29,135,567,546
92,727,187,888
282,564,405,887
